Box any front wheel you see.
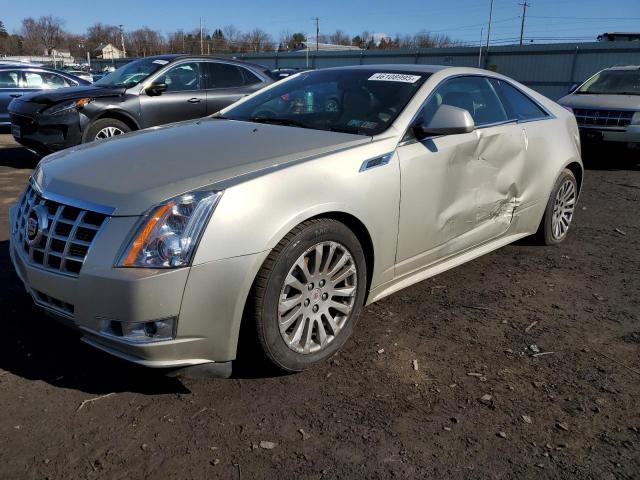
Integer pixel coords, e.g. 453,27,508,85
536,168,578,245
83,118,131,143
251,219,367,372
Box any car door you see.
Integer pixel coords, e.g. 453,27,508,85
394,75,527,277
204,62,258,114
139,61,206,127
0,69,23,124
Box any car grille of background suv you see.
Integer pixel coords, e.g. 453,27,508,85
573,109,634,128
14,184,108,277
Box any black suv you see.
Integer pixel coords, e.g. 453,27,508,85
8,55,273,155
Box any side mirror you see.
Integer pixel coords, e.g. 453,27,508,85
413,104,475,138
568,83,579,94
146,82,167,96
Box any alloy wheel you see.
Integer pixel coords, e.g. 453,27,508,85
95,126,125,140
551,178,576,240
278,241,358,354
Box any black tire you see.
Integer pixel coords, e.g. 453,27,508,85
251,218,367,372
82,118,131,143
535,168,578,245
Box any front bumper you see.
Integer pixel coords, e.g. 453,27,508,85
9,109,84,154
579,124,640,144
9,204,269,368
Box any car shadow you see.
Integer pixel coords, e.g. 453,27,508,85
0,240,190,395
582,144,640,171
0,127,40,169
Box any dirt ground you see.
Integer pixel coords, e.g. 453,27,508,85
0,131,638,480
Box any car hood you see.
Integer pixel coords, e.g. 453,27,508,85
35,119,371,216
558,93,640,110
22,85,126,105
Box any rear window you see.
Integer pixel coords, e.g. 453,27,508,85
206,63,245,88
241,68,263,86
491,79,548,121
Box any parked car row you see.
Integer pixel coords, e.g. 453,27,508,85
5,55,274,155
3,59,639,156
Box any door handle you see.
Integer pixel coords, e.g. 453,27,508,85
187,98,201,103
10,94,22,98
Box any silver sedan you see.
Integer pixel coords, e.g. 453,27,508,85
10,65,583,376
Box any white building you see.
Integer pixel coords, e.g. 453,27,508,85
96,43,124,59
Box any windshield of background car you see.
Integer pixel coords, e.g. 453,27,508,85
221,69,430,135
94,58,169,88
577,69,640,95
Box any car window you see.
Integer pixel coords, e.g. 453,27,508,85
577,69,640,95
0,70,20,88
24,72,72,89
206,63,244,88
421,76,508,127
491,79,548,121
241,68,262,86
156,62,201,92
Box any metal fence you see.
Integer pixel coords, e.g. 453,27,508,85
89,41,640,100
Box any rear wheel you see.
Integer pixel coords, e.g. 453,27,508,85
83,118,131,143
251,219,367,372
536,168,578,245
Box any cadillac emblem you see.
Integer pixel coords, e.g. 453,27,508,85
25,205,49,246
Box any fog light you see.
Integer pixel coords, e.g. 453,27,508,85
100,317,177,343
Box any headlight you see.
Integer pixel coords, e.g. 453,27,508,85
45,97,91,115
632,112,640,125
117,190,222,268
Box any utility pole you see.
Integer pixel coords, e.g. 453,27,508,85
518,2,531,45
314,17,319,51
119,24,126,58
484,0,494,68
200,17,204,55
478,27,484,67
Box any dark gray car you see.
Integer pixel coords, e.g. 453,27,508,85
0,65,90,126
8,55,273,154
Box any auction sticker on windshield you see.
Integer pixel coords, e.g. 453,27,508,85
368,73,422,83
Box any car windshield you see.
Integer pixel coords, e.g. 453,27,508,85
94,58,170,88
577,69,640,95
221,69,429,135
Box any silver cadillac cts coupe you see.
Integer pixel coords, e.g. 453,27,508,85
10,65,583,376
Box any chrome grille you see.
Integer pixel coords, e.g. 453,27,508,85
14,184,107,277
574,109,634,128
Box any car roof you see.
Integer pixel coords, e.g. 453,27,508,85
321,64,450,74
140,54,269,71
605,65,640,71
0,64,76,74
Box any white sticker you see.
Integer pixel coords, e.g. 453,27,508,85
368,73,421,83
152,59,169,65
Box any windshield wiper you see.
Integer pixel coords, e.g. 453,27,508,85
249,116,314,130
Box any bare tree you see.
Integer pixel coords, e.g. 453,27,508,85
222,25,241,52
21,16,64,55
126,27,164,57
85,23,121,54
328,30,350,46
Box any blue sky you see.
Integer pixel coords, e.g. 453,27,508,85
3,0,640,45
